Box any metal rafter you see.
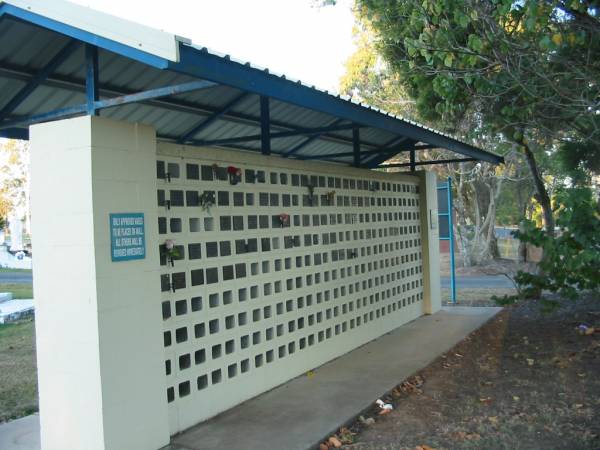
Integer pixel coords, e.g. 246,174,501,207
0,80,217,129
0,62,383,150
281,118,345,157
361,136,411,164
195,123,358,146
0,40,79,121
260,95,270,155
172,43,504,164
352,125,360,167
296,144,413,161
85,44,99,116
178,91,250,143
379,157,477,168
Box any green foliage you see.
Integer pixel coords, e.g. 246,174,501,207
556,141,600,184
355,0,600,170
513,187,600,299
339,24,418,119
496,184,525,225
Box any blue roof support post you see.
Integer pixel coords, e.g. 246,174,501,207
352,125,361,167
85,44,99,116
0,40,80,122
260,95,271,155
447,176,457,303
409,149,416,172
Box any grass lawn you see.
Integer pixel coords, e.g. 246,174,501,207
0,283,33,299
0,320,37,423
0,268,32,273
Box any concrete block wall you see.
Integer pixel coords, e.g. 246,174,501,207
30,116,170,450
156,143,431,433
29,115,440,448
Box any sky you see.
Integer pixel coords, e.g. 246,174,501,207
69,0,357,93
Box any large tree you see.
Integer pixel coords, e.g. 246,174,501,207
340,25,525,263
351,0,600,233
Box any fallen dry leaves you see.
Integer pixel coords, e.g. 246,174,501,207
479,396,493,405
452,430,481,441
328,436,342,448
338,427,355,444
398,375,425,395
320,427,355,449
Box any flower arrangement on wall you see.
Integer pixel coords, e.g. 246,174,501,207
279,213,290,228
163,239,179,266
227,165,242,185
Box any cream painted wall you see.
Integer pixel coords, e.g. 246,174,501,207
29,115,441,448
156,142,432,432
418,170,442,314
30,116,169,450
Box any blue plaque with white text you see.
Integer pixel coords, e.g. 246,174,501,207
110,213,146,262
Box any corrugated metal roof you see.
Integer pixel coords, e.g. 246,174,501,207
0,2,504,167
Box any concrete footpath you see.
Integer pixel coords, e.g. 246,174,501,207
0,306,501,450
169,306,501,450
0,415,39,450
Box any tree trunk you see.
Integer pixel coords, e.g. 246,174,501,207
454,168,473,267
521,141,554,235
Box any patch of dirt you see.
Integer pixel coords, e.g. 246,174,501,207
331,295,600,450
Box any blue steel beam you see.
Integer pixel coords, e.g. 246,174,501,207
85,44,99,115
352,125,361,167
0,79,217,129
0,4,169,69
364,138,416,168
296,145,413,161
158,132,363,165
195,123,357,146
260,95,270,155
0,40,79,121
170,44,503,165
281,118,344,157
0,127,28,140
178,91,250,143
0,62,384,150
377,157,477,168
361,136,410,165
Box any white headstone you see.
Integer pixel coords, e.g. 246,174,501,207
8,213,23,252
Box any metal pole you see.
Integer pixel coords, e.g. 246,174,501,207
352,125,361,167
447,177,457,303
260,95,271,155
85,44,99,116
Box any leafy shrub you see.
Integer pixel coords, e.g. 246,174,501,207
512,187,600,300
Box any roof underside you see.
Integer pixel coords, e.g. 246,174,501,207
0,3,504,168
